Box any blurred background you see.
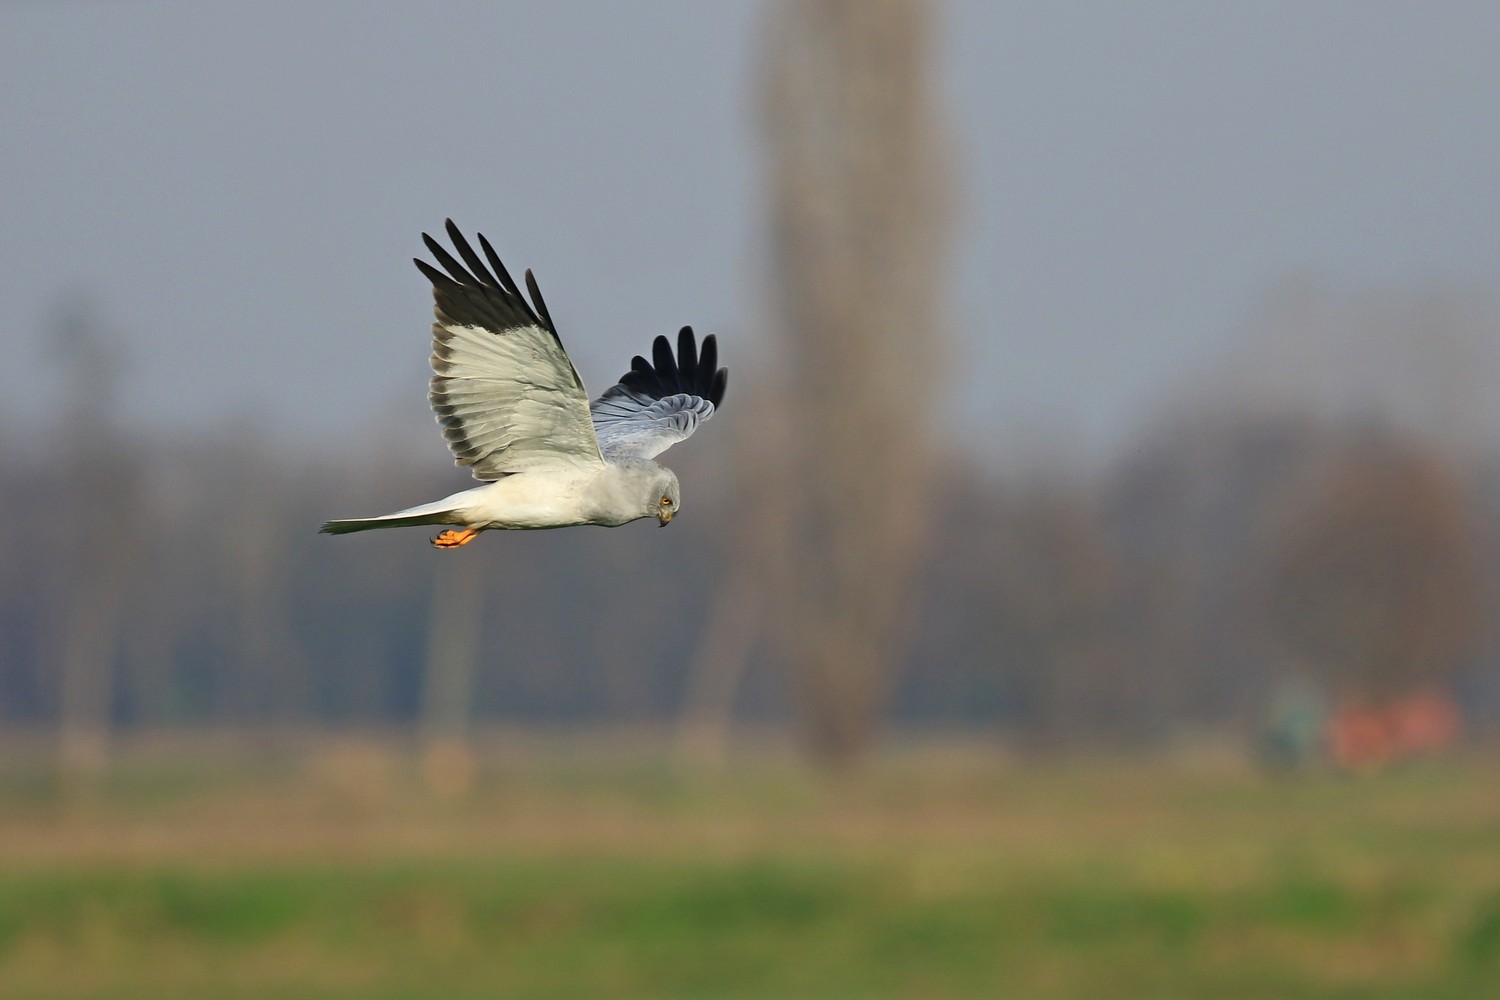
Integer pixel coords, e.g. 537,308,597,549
3,1,1500,997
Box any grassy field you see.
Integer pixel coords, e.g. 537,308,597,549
0,736,1498,999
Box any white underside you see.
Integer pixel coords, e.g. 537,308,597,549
384,463,652,530
436,470,607,529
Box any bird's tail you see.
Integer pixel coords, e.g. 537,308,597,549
319,498,465,536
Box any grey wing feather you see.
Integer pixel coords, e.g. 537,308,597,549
591,326,728,462
419,220,605,479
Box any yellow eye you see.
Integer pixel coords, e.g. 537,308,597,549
660,496,672,506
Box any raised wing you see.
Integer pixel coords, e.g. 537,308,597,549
416,220,604,479
590,326,728,462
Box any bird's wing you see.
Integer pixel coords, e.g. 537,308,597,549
417,220,605,480
590,326,728,462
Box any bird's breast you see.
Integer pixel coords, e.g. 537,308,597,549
463,469,605,529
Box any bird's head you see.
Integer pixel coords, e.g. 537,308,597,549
652,469,681,527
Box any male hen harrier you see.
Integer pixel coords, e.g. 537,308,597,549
321,221,727,548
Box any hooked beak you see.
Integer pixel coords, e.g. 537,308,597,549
658,509,674,527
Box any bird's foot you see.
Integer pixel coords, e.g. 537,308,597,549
431,527,480,549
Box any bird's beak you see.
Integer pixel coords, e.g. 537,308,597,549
658,510,674,527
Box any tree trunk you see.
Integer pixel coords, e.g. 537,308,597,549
758,0,955,764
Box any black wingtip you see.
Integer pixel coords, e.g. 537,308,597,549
415,222,556,339
652,335,679,390
414,257,458,292
477,231,524,298
676,326,698,377
610,327,726,410
524,269,554,332
445,224,499,289
423,233,477,287
623,354,662,397
697,333,718,388
709,367,727,408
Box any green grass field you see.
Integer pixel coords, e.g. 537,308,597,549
1,738,1498,999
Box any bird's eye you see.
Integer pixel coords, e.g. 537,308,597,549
660,496,672,506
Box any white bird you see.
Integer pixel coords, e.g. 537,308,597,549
321,220,727,548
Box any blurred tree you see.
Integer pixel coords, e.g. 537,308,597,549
674,565,765,766
990,488,1120,747
420,553,483,742
1265,435,1486,704
675,409,788,767
1103,414,1339,736
757,0,955,763
419,550,484,796
221,438,313,731
47,296,142,777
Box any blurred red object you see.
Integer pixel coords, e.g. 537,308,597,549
1387,688,1463,757
1327,688,1462,772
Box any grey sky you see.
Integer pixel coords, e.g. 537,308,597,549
3,1,1498,467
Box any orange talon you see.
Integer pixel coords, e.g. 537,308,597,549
431,527,480,549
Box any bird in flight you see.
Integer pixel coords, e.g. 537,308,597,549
321,220,727,548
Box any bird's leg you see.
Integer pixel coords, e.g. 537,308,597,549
431,527,481,549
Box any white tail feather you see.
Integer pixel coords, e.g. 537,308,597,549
319,498,465,535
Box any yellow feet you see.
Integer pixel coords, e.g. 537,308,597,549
431,527,480,549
